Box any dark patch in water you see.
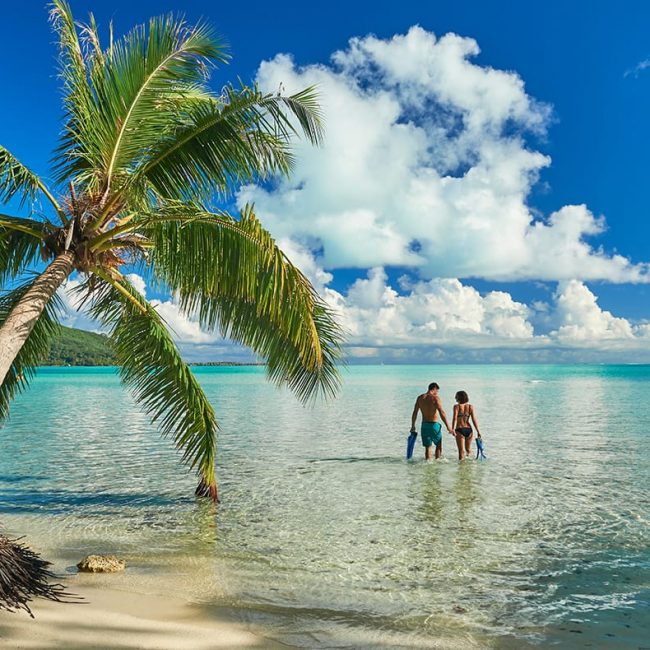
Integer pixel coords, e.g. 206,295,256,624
307,456,400,464
0,474,47,483
0,488,180,514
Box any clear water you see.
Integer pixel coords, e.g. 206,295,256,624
0,365,648,648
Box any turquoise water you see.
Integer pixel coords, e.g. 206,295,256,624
1,365,648,648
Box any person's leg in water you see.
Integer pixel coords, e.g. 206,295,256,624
455,432,465,460
465,432,473,458
434,441,442,459
422,422,438,460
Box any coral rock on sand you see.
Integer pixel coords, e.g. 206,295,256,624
77,555,125,573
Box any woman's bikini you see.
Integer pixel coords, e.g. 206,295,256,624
455,405,473,438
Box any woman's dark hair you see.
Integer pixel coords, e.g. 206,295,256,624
455,391,469,404
428,382,440,391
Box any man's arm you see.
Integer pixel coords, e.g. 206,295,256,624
410,397,420,433
435,396,453,434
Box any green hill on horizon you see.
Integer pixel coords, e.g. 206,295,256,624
45,326,116,366
44,326,258,367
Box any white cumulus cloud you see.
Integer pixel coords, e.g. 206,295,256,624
239,26,649,283
326,267,538,348
281,244,650,358
552,280,636,344
55,267,650,362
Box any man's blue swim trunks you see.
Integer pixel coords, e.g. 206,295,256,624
421,421,442,448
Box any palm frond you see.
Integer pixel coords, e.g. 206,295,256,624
0,279,61,420
211,296,342,403
0,215,52,283
86,273,219,498
0,534,78,616
142,203,343,402
131,83,322,204
51,6,228,199
49,0,99,187
0,146,42,206
101,14,228,193
79,13,105,65
0,147,65,222
49,0,87,92
261,85,324,148
50,0,95,183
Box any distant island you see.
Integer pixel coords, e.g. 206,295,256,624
44,326,260,366
46,326,116,366
189,362,264,366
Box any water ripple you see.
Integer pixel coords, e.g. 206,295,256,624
1,365,649,648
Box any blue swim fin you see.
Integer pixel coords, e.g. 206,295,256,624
406,432,417,459
476,437,486,460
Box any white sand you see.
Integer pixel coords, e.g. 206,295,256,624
0,585,282,649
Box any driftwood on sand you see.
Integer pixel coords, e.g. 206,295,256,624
0,533,77,617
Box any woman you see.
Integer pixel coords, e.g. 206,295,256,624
452,391,482,460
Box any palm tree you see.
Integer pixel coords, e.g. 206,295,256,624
0,1,342,502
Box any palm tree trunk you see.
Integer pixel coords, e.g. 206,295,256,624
0,251,74,386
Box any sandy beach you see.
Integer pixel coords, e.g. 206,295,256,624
0,585,281,650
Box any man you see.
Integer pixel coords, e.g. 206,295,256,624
410,382,453,460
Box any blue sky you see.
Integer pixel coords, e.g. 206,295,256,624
2,1,650,362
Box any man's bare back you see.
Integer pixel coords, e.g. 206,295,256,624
416,392,442,422
410,382,453,460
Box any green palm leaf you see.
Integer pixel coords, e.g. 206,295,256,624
208,296,342,403
87,273,219,498
51,5,228,196
0,147,43,206
140,203,342,402
0,280,62,420
100,14,228,192
49,0,99,187
0,215,52,283
132,84,323,204
0,147,65,222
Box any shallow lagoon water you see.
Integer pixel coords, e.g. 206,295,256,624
1,365,648,648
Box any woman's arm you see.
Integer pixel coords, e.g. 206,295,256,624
452,404,458,432
470,405,481,437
